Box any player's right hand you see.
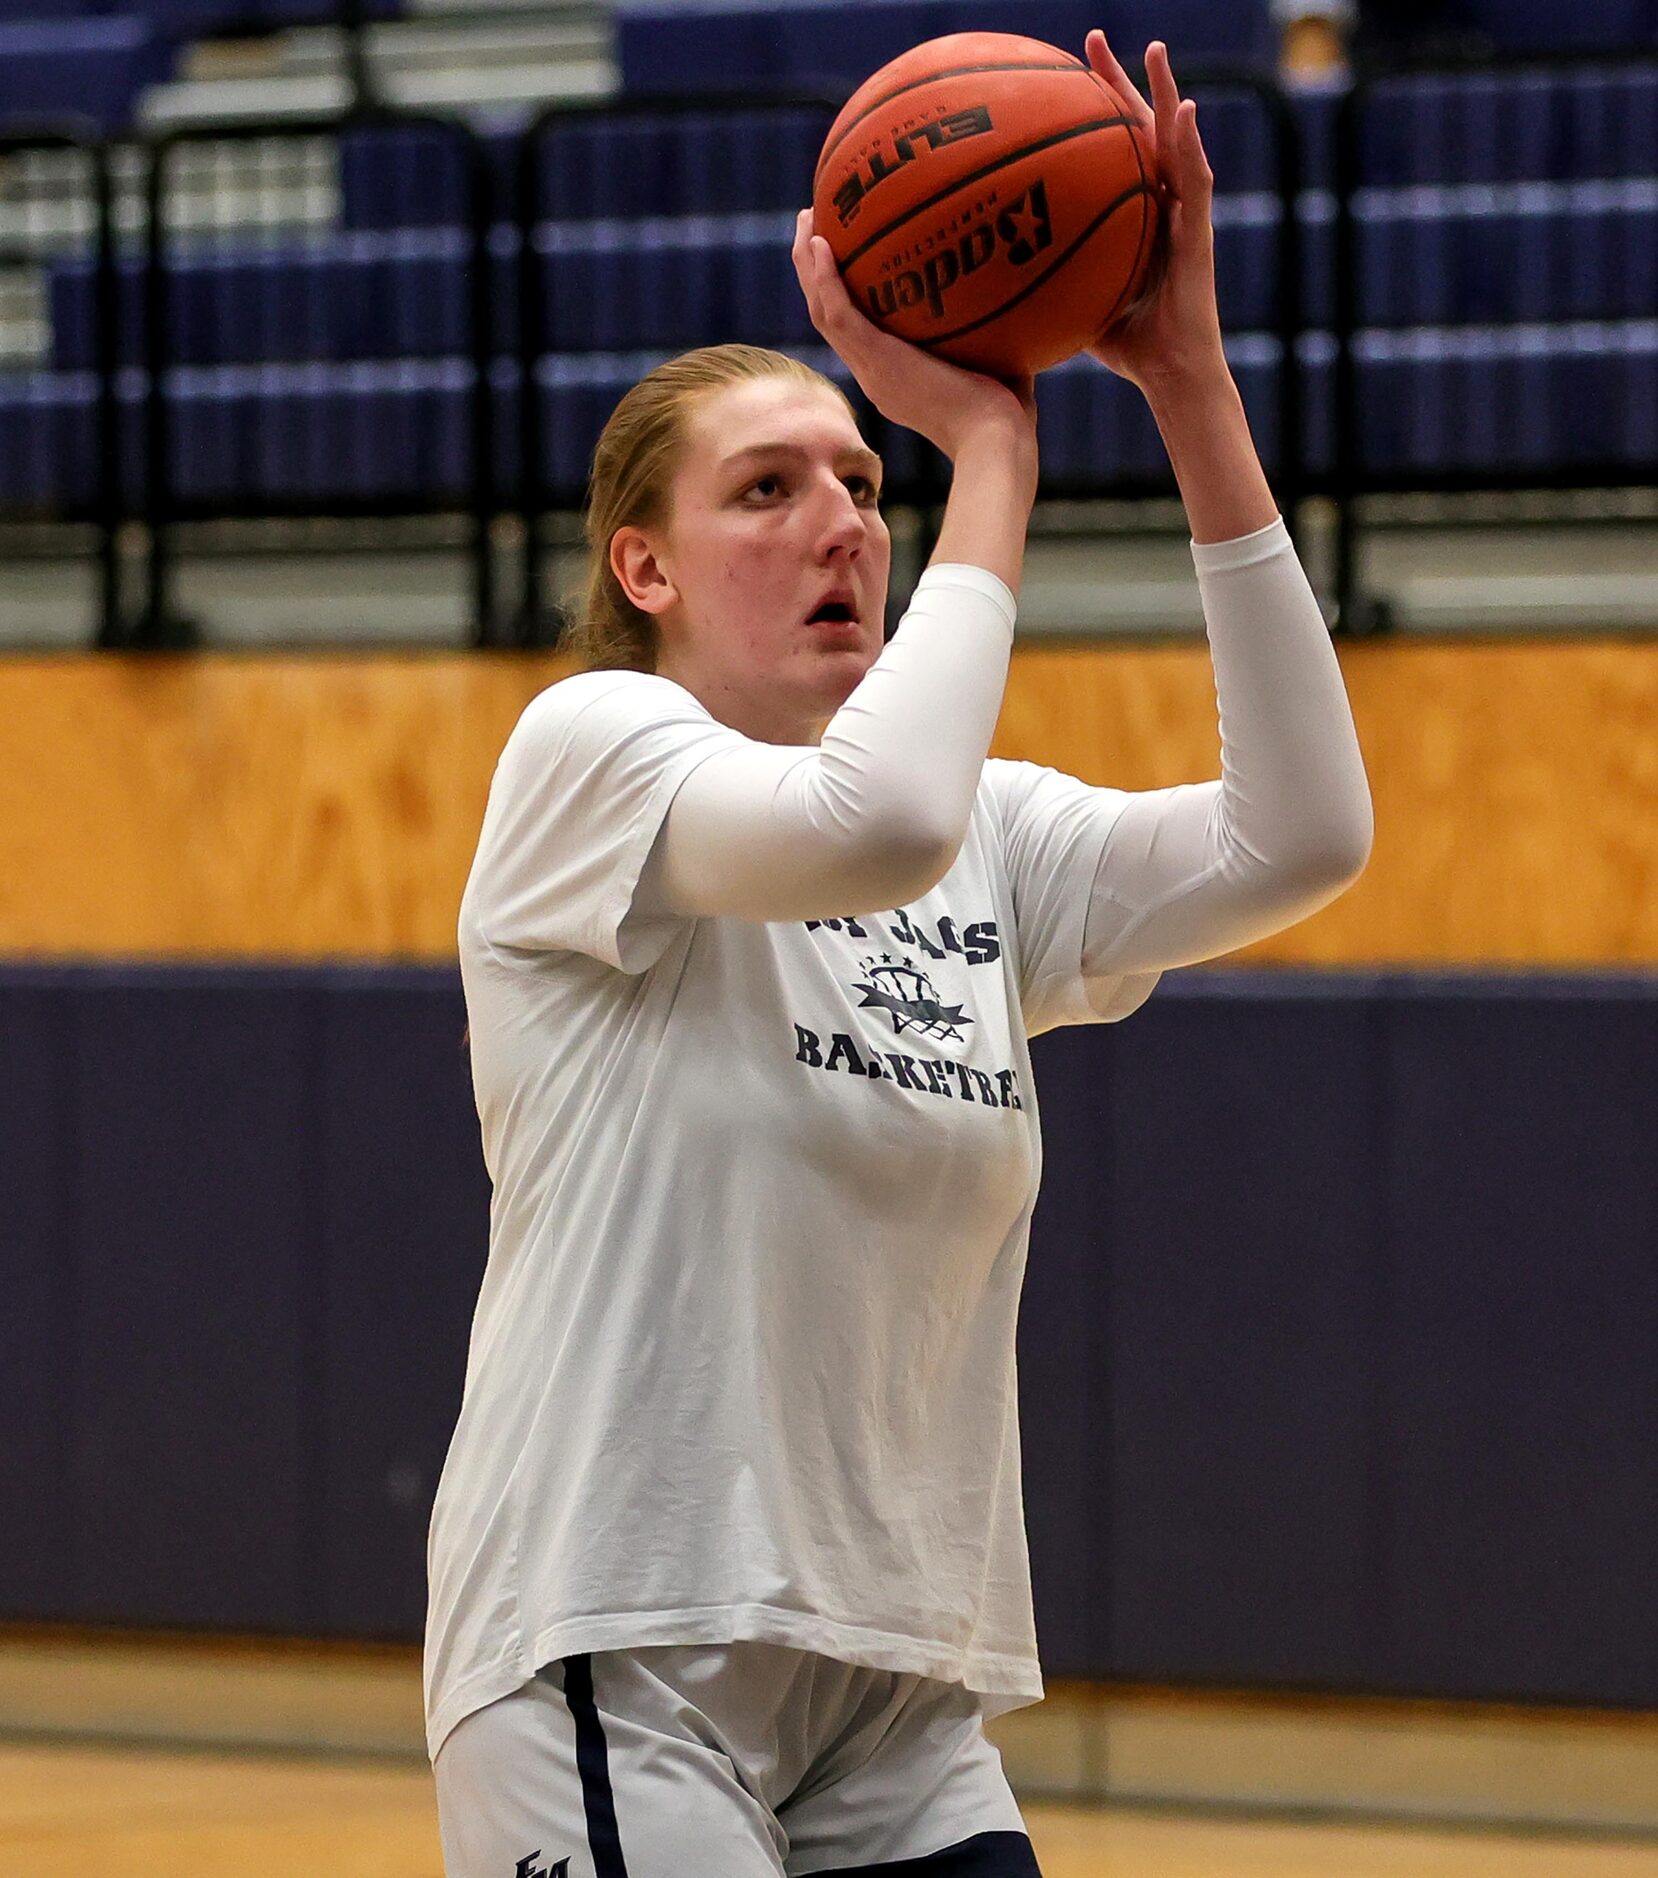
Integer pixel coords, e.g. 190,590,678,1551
792,209,1037,466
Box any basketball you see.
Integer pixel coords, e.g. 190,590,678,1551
811,32,1160,378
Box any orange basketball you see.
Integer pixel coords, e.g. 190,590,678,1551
812,32,1160,378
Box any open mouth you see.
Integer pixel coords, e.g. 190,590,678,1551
806,599,858,627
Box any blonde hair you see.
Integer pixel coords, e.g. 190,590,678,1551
566,344,854,672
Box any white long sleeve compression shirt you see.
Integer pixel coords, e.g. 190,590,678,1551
636,520,1372,970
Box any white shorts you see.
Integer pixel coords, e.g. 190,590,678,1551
432,1642,1039,1877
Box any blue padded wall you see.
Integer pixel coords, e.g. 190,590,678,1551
2,964,1655,1708
1378,984,1658,1706
1091,983,1386,1691
315,974,491,1639
1016,1023,1115,1678
1021,973,1658,1703
0,964,485,1637
68,973,320,1629
0,977,76,1613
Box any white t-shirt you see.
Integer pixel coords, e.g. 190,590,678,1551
426,520,1373,1763
423,671,1155,1760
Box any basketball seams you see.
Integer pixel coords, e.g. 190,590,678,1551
811,40,1160,373
1102,103,1158,338
838,114,1134,272
1098,188,1153,336
813,58,1089,186
918,178,1154,353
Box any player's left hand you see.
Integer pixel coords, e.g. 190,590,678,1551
1083,34,1229,395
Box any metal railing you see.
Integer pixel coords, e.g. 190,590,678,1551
1330,45,1658,631
0,125,119,644
136,107,494,646
4,52,1657,646
510,89,849,646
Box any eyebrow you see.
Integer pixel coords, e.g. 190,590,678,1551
720,440,883,481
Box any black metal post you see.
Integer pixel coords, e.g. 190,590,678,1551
0,128,120,647
1172,66,1309,542
89,137,124,646
138,110,489,646
462,123,495,645
1330,74,1363,634
338,0,376,116
1264,79,1306,557
137,130,196,646
514,110,550,646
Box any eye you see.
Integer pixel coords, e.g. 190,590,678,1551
742,474,786,502
845,474,881,505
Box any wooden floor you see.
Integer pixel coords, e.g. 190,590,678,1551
4,1741,1658,1878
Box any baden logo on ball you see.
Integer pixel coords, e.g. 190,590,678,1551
864,179,1054,324
812,31,1160,378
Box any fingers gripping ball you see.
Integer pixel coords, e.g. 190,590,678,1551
812,32,1160,377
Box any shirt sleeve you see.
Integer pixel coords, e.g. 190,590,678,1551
987,517,1372,1033
635,561,1016,924
1078,517,1373,979
465,560,1017,971
463,670,739,972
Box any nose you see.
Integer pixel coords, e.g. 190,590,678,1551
814,476,865,562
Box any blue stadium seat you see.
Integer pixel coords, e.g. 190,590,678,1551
64,214,1026,368
1210,194,1287,331
947,0,1272,65
1461,0,1654,52
999,324,1658,485
1035,335,1295,484
50,230,483,371
537,108,832,219
519,343,925,497
1353,181,1658,327
112,360,477,507
1033,352,1175,484
1559,67,1658,179
339,119,520,229
0,0,106,20
143,0,399,34
1351,323,1658,474
1193,90,1287,195
1358,69,1658,186
341,110,839,231
0,16,173,131
534,212,812,351
615,0,1273,100
0,370,97,512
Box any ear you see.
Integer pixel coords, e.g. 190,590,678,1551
610,526,679,617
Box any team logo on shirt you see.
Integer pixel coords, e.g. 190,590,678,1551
791,905,1024,1109
853,955,970,1043
513,1855,569,1878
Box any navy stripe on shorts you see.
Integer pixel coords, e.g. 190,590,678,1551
562,1653,631,1876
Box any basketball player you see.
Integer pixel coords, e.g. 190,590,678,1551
427,36,1372,1878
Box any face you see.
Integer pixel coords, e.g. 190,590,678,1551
613,376,891,744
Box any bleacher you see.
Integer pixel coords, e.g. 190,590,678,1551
0,0,1655,642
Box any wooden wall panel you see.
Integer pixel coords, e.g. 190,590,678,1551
991,640,1658,965
1,642,1655,963
0,655,565,960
